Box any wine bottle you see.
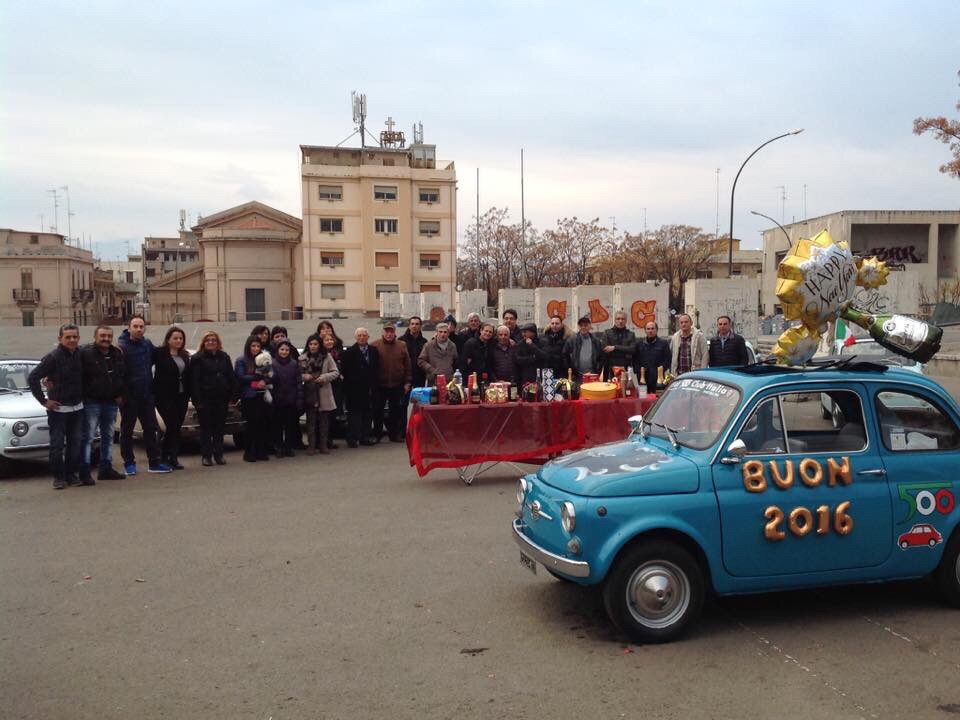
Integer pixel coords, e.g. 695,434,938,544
840,307,942,364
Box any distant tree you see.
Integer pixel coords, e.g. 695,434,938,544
913,70,960,179
631,225,715,313
540,217,611,286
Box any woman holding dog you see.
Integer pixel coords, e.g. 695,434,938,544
235,335,271,463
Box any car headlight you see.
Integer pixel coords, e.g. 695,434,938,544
516,477,528,505
560,502,576,533
12,421,29,437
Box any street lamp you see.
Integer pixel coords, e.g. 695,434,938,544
728,129,804,277
174,241,185,323
750,210,792,249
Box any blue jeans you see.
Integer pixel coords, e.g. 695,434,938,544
48,409,84,482
83,401,118,472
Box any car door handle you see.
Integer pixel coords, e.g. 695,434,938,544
856,468,886,477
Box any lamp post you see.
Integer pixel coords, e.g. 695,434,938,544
728,129,804,277
750,210,792,249
174,241,184,322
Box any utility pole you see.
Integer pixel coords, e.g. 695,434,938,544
516,148,524,290
476,168,481,292
715,168,721,239
803,184,808,219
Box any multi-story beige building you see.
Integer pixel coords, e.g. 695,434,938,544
98,254,142,320
146,201,302,323
299,140,456,315
142,233,199,284
0,229,96,327
701,238,763,279
761,210,960,314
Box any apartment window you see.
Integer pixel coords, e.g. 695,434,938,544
29,235,39,244
146,268,156,277
321,251,345,267
319,218,344,233
160,240,166,248
420,253,440,268
419,188,440,203
419,220,440,236
320,283,346,300
374,185,398,200
382,159,395,167
318,185,342,200
695,270,713,279
375,283,399,297
420,283,441,293
375,251,399,268
375,218,398,234
20,269,33,290
125,271,134,283
22,310,35,327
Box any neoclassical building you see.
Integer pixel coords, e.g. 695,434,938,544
146,201,302,323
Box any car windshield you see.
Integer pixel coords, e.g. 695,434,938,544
644,377,741,450
840,340,917,367
0,362,38,391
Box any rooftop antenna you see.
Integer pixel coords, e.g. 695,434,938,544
352,91,367,148
412,121,424,144
179,209,187,232
60,185,74,244
47,188,61,236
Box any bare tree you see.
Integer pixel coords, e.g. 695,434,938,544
631,225,715,312
913,69,960,179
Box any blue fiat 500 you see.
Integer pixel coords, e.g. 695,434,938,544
512,363,960,642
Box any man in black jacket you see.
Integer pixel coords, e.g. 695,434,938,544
341,328,380,447
600,311,637,373
515,323,547,385
460,323,494,377
708,315,749,367
80,325,126,481
540,315,569,377
633,320,671,394
28,324,90,490
400,316,428,388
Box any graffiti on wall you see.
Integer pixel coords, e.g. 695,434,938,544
866,245,923,264
587,299,610,324
429,306,446,322
546,299,568,321
630,300,657,329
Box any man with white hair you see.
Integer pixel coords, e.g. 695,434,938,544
458,312,483,346
341,327,380,447
418,322,459,385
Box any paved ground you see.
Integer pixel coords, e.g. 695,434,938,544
2,442,959,720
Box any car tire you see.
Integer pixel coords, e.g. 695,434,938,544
930,539,937,548
935,531,960,607
602,540,704,644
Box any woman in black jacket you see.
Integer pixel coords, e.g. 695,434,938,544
153,326,191,470
189,331,238,466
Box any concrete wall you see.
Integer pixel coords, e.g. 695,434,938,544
400,292,420,318
684,277,761,341
455,290,488,322
379,292,402,318
573,285,616,332
848,268,921,318
497,289,535,323
419,291,451,323
615,282,671,332
534,287,574,327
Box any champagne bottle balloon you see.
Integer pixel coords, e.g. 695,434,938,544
840,307,942,363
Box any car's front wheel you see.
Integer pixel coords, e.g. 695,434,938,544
602,540,704,643
936,532,960,606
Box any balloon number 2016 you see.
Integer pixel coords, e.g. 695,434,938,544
764,501,854,541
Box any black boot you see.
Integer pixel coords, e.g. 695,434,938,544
167,455,184,470
214,455,226,465
202,456,213,467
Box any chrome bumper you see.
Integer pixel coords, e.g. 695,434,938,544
512,518,590,578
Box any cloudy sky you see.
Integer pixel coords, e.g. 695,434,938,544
2,1,958,259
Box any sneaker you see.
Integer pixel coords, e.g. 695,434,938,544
67,475,82,487
98,467,125,480
53,477,65,490
124,462,137,476
148,462,173,473
80,475,96,486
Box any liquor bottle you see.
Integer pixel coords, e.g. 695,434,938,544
841,307,943,364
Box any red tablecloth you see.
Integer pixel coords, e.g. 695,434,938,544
406,396,657,476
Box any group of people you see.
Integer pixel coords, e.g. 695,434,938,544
28,310,747,490
425,309,748,395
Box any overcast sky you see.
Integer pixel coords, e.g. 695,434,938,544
2,1,958,259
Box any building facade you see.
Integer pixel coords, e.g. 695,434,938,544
142,234,199,284
761,210,960,314
146,201,302,323
299,141,457,315
0,229,96,327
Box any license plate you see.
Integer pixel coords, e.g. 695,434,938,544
519,551,537,574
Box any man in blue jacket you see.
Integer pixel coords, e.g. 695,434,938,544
118,316,171,474
27,324,90,490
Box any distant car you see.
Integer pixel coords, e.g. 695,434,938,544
899,524,944,549
0,360,47,467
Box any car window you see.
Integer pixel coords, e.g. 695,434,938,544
736,398,786,455
874,390,960,452
780,390,867,453
0,362,37,390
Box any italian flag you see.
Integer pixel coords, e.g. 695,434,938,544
835,318,857,347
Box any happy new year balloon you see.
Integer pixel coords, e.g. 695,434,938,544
775,230,858,332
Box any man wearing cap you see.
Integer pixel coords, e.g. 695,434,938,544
371,324,411,443
563,316,603,380
515,322,546,385
444,314,467,354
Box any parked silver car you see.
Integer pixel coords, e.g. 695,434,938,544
0,359,51,468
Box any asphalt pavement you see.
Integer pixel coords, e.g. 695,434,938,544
1,442,959,720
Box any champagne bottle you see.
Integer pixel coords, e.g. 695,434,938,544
841,307,942,364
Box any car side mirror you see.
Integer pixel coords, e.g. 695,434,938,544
628,414,644,438
720,439,747,464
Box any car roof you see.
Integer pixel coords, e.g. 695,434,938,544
681,365,945,395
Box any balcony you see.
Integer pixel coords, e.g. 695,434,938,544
71,289,94,303
13,288,39,304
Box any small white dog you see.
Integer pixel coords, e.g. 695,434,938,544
254,350,274,404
